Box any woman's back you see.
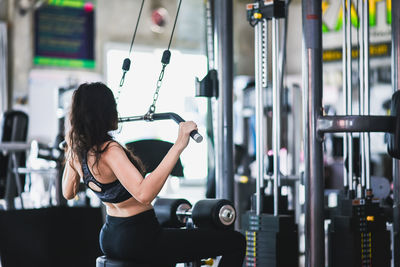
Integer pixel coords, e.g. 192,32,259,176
70,141,153,217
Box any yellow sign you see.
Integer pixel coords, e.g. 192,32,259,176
323,42,390,62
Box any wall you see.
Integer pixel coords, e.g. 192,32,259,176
8,0,208,103
0,0,8,20
7,0,277,104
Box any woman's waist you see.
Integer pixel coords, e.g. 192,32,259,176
105,205,157,225
105,198,153,216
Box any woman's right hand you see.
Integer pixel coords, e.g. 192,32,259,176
175,121,198,151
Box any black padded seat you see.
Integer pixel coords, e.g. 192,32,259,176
125,139,184,177
96,256,156,267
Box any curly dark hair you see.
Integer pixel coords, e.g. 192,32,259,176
68,82,145,175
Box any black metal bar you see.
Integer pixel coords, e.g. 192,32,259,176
392,0,400,265
118,113,203,143
152,112,184,124
119,112,184,124
302,0,325,265
118,115,145,123
317,115,396,134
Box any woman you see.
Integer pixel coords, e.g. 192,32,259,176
62,82,245,266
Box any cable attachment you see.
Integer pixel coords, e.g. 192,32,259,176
144,109,154,121
145,50,171,118
247,3,263,27
161,50,171,65
247,0,285,27
119,58,131,87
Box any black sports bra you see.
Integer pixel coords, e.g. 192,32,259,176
82,154,132,203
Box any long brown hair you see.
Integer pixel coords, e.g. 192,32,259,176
67,82,145,175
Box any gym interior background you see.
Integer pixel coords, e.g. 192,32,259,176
0,0,398,266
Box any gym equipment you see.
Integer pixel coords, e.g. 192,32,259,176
119,112,203,144
195,69,218,98
125,139,184,177
242,211,298,266
96,255,213,267
153,198,192,228
96,198,233,267
153,197,236,230
302,0,399,265
392,2,400,266
328,199,391,267
115,0,203,143
191,198,236,229
96,256,153,267
59,112,203,151
0,110,29,209
0,141,30,210
117,0,182,104
387,91,400,159
118,0,145,89
242,2,299,267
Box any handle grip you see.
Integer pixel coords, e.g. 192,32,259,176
152,113,203,143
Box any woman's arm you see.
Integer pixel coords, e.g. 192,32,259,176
62,153,80,200
104,121,197,205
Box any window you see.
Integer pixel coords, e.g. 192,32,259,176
106,45,209,180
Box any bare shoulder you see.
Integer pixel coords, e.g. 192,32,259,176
102,141,126,160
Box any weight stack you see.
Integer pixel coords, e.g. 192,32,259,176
241,211,299,267
328,200,391,267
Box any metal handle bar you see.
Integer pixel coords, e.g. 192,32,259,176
119,112,203,143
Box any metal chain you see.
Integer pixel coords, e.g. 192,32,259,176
145,0,182,117
147,64,167,115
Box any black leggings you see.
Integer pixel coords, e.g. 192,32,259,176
99,209,246,267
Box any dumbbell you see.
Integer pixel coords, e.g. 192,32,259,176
153,198,236,229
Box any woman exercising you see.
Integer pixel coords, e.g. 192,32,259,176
62,82,245,266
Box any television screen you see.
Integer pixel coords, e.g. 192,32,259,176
34,1,95,68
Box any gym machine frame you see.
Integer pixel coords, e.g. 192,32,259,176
243,1,299,266
302,0,399,266
392,1,400,266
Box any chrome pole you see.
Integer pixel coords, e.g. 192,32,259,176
363,0,371,193
359,0,366,196
254,18,267,215
342,0,349,192
346,0,354,195
272,17,280,216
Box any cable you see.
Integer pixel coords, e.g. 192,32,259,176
118,0,146,93
167,0,183,50
128,0,145,56
146,0,183,115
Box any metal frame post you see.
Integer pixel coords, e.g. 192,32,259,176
272,17,281,216
392,0,400,265
359,0,366,196
302,0,325,266
254,18,268,215
342,0,349,193
214,0,234,201
0,22,7,113
363,0,371,194
346,0,354,196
